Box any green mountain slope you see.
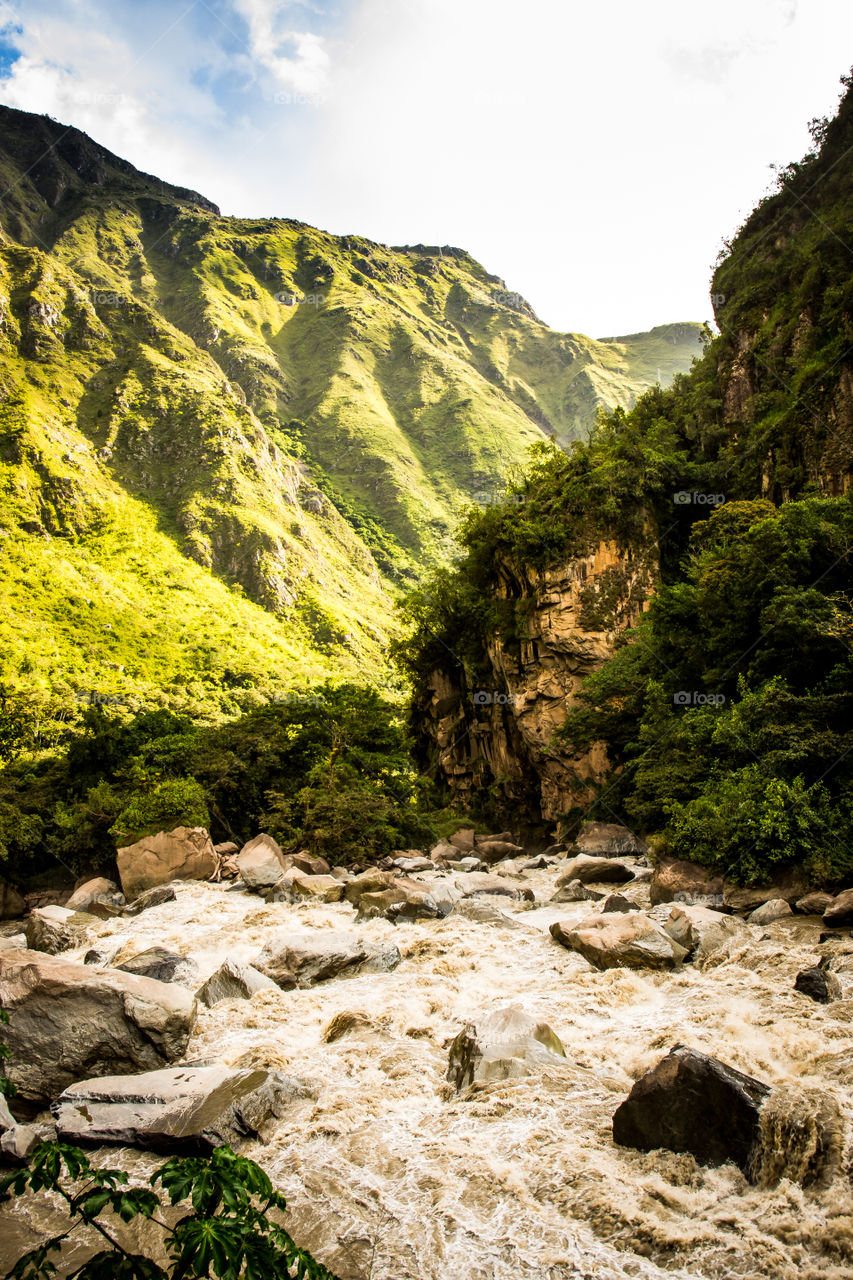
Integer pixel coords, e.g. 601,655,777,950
0,104,702,718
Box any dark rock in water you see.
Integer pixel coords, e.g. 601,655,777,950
612,1045,771,1173
794,891,834,915
255,931,401,988
115,947,196,984
602,894,638,913
819,930,848,943
794,965,841,1003
557,855,634,886
122,885,177,916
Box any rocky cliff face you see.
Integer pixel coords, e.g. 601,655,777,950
415,539,655,827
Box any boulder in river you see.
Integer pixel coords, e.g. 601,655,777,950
649,856,724,908
663,904,750,964
748,898,793,926
448,827,476,852
447,1006,566,1090
235,833,290,889
556,855,634,886
290,873,345,904
196,959,279,1006
602,894,638,913
795,891,835,915
357,877,454,922
255,931,402,989
117,826,218,900
0,950,197,1109
450,900,531,930
550,912,688,970
53,1064,301,1152
475,840,525,864
445,1008,563,1090
122,885,177,916
25,905,101,955
65,878,124,914
115,946,198,985
453,872,534,900
612,1045,771,1174
574,821,647,858
343,869,397,905
290,851,332,876
549,879,603,905
794,965,842,1003
823,888,853,926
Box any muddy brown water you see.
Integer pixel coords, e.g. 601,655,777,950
3,865,853,1279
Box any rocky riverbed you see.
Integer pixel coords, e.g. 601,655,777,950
2,844,853,1280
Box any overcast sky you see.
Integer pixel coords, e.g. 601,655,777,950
0,0,851,336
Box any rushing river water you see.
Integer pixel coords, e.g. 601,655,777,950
4,863,853,1280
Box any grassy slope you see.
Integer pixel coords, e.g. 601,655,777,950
0,105,702,715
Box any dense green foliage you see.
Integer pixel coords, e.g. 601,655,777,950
396,74,853,884
1,1143,338,1280
558,498,853,884
0,685,434,880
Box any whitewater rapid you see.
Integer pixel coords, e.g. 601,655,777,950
5,864,853,1279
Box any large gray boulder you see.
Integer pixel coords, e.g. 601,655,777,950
65,878,124,914
356,878,454,922
116,827,218,900
0,950,197,1108
235,833,291,889
289,873,345,904
196,959,279,1007
453,872,534,900
447,1006,566,1090
343,869,397,906
663,904,750,964
574,821,647,858
551,912,688,970
556,855,634,887
115,947,198,985
25,905,101,955
748,898,793,926
255,931,402,989
122,885,177,916
53,1064,301,1153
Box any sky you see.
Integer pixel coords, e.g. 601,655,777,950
0,0,851,336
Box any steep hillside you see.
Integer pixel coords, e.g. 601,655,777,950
0,104,702,719
400,74,853,882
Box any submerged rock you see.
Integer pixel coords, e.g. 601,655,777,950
53,1064,301,1152
549,879,603,904
550,913,688,970
255,931,402,989
447,1006,566,1091
196,959,279,1006
117,827,218,900
612,1045,771,1173
0,950,197,1108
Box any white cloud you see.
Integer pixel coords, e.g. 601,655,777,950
232,0,329,94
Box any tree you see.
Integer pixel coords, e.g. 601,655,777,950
1,1143,339,1280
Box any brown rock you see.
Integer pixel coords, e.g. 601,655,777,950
25,905,101,955
448,828,476,852
574,821,647,857
795,892,835,915
117,827,218,900
0,950,197,1108
556,855,634,886
290,851,332,876
550,912,688,970
447,1006,566,1090
289,874,345,904
235,833,290,889
824,888,853,926
748,899,794,926
343,869,396,905
255,932,402,988
650,857,724,908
